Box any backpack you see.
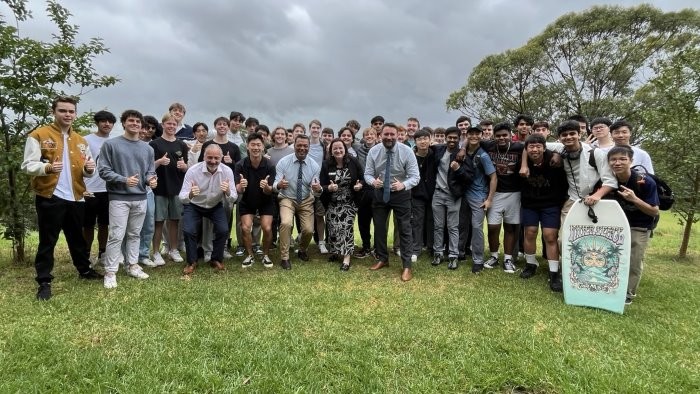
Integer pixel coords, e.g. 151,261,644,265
588,148,674,211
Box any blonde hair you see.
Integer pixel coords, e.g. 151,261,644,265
161,112,177,123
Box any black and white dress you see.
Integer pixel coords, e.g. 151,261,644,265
326,166,357,256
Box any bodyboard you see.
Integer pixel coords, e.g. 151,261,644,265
561,200,631,314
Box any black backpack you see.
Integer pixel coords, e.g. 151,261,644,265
588,148,674,211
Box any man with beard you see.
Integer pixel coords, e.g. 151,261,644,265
364,123,420,281
180,144,237,274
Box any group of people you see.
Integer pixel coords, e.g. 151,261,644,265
23,97,659,305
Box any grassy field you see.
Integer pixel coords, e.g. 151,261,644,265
0,215,698,393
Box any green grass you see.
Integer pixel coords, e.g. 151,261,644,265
0,216,698,393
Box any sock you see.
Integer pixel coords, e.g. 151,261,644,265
525,254,539,266
504,254,512,261
548,260,560,272
491,251,499,259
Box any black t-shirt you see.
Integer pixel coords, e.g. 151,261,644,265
234,157,276,207
482,140,524,193
521,150,568,209
149,138,189,197
199,140,241,172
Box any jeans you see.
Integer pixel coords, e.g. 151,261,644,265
138,191,155,260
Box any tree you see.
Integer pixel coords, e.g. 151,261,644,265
636,47,700,259
0,0,118,263
447,5,700,126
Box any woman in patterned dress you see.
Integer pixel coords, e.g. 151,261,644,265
320,138,364,270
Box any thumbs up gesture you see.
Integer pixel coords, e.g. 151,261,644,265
190,180,200,197
159,153,170,166
328,180,338,192
259,175,270,191
84,156,95,172
278,175,289,190
353,179,362,191
391,177,405,191
148,176,158,188
239,173,248,189
373,176,383,189
177,156,187,171
126,173,139,187
51,158,63,173
450,160,460,170
311,177,322,193
191,140,203,153
223,151,232,164
220,179,230,194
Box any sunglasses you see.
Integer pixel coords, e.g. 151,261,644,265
587,205,599,224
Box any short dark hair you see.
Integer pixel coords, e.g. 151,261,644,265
455,116,471,126
533,120,549,129
466,126,483,135
479,119,493,127
610,120,633,132
255,124,270,135
414,129,431,139
337,126,353,137
514,114,534,126
247,132,264,144
52,95,78,111
524,134,546,147
192,122,208,133
245,117,259,128
370,115,385,124
120,109,143,124
229,111,245,122
382,122,398,132
294,134,310,144
590,117,612,128
322,127,334,135
433,127,446,135
94,110,116,124
407,117,420,127
445,126,460,137
143,115,158,129
213,116,229,126
346,119,361,131
493,122,512,134
557,120,581,135
607,144,634,160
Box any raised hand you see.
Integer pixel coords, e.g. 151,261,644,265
148,176,158,188
259,175,270,190
239,174,248,190
191,141,203,153
51,158,63,173
220,179,230,194
353,180,362,191
311,177,322,193
223,151,232,164
190,180,200,197
373,176,383,189
449,160,460,170
177,156,187,171
390,177,405,191
84,156,95,172
159,153,170,166
328,180,337,192
278,175,289,190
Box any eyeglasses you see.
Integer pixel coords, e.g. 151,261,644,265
591,125,608,131
587,206,599,224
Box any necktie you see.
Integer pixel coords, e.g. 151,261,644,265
383,150,392,203
296,160,304,204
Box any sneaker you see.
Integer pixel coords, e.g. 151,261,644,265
103,272,117,289
242,255,254,268
318,241,329,254
204,252,212,262
625,296,633,305
394,247,401,257
503,259,516,274
168,249,184,263
254,244,264,255
431,254,443,266
447,257,458,270
262,255,273,268
152,252,166,266
79,269,103,280
520,263,537,279
127,264,149,279
472,263,484,274
223,249,233,259
354,248,370,259
36,282,52,301
411,254,417,263
548,271,563,292
140,257,157,268
484,256,499,269
235,246,245,257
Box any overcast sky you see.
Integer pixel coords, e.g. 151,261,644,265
6,0,697,131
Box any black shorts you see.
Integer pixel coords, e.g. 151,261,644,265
83,192,109,226
239,199,275,216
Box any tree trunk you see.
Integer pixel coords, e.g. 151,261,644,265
7,166,26,264
679,212,693,259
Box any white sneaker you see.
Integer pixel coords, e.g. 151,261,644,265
223,249,232,259
262,255,273,268
318,241,329,254
140,257,157,268
204,252,212,262
103,272,117,289
168,249,184,263
411,254,417,263
153,252,166,266
127,264,149,279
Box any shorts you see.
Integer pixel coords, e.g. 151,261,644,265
521,206,561,229
83,192,109,226
154,195,183,221
487,192,521,225
239,199,275,216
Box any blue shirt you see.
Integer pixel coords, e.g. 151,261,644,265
466,147,495,202
307,141,324,167
273,153,321,201
363,142,420,190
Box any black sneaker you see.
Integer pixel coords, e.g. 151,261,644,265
254,244,263,255
625,296,633,305
447,258,458,270
297,250,309,262
431,254,443,266
79,269,104,280
235,246,245,257
503,259,516,274
472,263,484,274
520,263,538,279
36,282,51,301
549,271,563,292
354,248,370,259
484,256,499,269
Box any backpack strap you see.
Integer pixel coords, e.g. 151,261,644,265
588,147,597,170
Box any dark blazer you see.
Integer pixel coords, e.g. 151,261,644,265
319,155,364,208
411,147,436,201
431,144,473,198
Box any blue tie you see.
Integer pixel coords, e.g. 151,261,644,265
383,150,392,203
296,160,304,204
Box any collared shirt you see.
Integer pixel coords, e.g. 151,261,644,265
179,161,237,208
546,142,617,200
363,142,420,190
273,153,321,201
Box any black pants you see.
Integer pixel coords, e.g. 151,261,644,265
458,198,473,256
372,189,412,268
411,197,433,255
357,188,374,250
35,195,92,284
